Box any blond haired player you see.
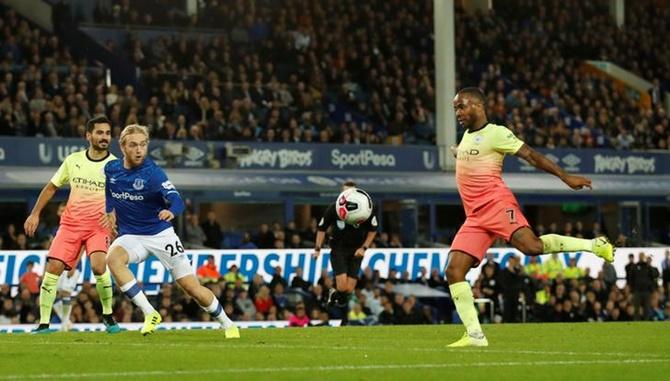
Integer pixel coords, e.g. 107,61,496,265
103,125,239,338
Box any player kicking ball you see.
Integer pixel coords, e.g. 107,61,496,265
25,115,121,334
103,124,239,338
447,88,614,347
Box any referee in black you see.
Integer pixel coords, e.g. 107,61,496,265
312,181,378,324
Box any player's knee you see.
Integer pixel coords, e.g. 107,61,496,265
518,238,543,256
45,259,65,275
445,264,465,284
91,262,106,276
106,250,126,269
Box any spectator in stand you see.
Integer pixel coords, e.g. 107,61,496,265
625,254,636,286
239,231,257,249
254,285,274,320
222,264,247,286
269,266,288,290
2,224,18,249
525,256,546,281
288,303,310,327
543,254,564,280
501,256,524,323
235,289,256,321
19,261,40,296
184,213,207,248
254,223,275,249
563,258,584,280
631,252,655,321
200,211,223,249
196,255,221,284
662,250,670,296
290,267,311,292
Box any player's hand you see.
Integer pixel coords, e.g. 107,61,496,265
449,144,459,158
311,249,321,259
355,247,366,258
562,175,592,190
158,209,175,222
24,214,39,237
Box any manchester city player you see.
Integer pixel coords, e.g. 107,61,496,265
103,124,239,337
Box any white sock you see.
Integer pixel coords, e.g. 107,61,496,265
53,300,63,320
202,298,234,329
120,280,156,316
62,297,73,324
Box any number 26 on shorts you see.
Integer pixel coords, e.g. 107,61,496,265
165,241,185,256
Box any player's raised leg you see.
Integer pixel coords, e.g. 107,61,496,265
445,251,489,347
107,244,160,335
510,227,614,262
176,274,239,338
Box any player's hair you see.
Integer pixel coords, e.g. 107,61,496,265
342,180,357,188
85,114,112,133
457,87,486,104
120,124,150,146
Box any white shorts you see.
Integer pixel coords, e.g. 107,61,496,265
57,270,79,294
109,227,194,280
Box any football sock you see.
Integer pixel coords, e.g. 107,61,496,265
53,300,63,319
449,281,483,335
540,234,592,253
95,270,114,315
201,297,234,329
120,279,155,316
61,296,72,324
336,291,349,307
38,272,60,325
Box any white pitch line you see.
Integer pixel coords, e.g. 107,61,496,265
0,340,667,359
0,359,668,380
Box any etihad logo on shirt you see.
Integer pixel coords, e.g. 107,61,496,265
72,177,105,188
457,148,480,161
110,191,145,201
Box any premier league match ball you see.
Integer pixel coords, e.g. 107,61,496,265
336,187,373,225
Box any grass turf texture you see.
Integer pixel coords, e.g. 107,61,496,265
1,322,668,381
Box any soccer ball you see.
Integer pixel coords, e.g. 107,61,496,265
336,187,373,225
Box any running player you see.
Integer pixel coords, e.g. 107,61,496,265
447,88,614,347
312,181,378,324
103,124,239,337
24,115,121,334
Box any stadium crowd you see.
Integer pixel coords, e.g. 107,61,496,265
1,247,669,326
0,1,669,148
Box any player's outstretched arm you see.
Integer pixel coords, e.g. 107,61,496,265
514,144,592,190
24,182,58,237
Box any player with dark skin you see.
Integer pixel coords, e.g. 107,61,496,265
446,90,593,285
446,88,613,347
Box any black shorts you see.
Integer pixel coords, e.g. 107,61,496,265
330,247,362,278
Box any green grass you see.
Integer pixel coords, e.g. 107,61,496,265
1,323,669,381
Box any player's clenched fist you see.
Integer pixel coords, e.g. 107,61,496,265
158,209,175,221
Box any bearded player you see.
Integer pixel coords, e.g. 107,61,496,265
447,88,614,347
24,115,121,334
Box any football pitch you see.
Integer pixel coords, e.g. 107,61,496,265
1,322,668,381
